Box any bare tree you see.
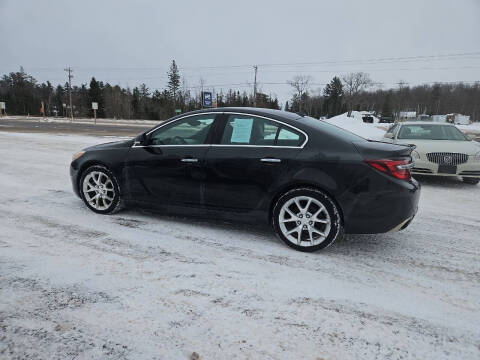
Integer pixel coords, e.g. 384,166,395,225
342,72,373,113
287,75,313,112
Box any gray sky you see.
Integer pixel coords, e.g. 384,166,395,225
1,0,479,105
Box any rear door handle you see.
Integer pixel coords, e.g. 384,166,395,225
181,158,198,163
260,158,281,163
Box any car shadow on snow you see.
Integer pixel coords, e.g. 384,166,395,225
413,175,478,189
119,207,403,255
130,208,278,242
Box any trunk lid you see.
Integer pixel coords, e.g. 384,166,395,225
354,140,414,160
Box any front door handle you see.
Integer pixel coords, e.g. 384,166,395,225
181,158,198,163
260,158,281,163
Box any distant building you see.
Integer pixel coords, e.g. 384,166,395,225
398,111,416,122
446,113,471,125
431,115,447,123
416,114,431,121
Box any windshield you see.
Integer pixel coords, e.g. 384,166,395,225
397,124,467,141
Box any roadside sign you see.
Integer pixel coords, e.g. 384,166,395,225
0,102,5,109
92,102,98,110
202,92,212,107
175,109,182,114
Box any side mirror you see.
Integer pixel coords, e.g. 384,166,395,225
134,132,150,146
466,133,477,141
384,133,393,139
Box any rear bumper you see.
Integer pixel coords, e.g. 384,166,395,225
342,177,420,234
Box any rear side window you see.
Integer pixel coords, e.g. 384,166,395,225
220,115,305,147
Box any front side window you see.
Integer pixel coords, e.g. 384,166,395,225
220,115,305,147
150,115,215,145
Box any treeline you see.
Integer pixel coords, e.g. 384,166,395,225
0,62,280,120
286,74,480,121
1,64,479,121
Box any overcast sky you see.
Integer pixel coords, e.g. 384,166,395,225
1,0,479,104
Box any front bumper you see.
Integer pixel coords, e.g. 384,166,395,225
412,158,480,178
70,164,81,198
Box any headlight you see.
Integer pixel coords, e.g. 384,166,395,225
411,150,421,160
72,151,85,161
474,151,480,162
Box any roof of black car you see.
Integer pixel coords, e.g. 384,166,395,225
183,107,303,122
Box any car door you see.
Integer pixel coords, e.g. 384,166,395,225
204,113,306,214
125,113,218,208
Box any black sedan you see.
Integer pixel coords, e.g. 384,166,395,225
70,107,420,252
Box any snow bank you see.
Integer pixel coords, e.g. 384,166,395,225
324,112,386,140
458,122,480,134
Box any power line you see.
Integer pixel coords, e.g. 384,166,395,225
5,50,480,73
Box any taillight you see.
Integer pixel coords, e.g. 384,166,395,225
365,159,413,181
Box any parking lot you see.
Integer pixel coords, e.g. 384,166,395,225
1,129,479,359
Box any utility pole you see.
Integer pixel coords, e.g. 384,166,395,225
64,67,74,122
253,65,258,107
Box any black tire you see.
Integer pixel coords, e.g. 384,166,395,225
79,165,123,214
272,188,343,252
462,177,480,185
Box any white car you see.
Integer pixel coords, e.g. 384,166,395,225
382,122,480,184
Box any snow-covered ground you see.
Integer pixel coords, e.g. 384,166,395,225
2,115,159,127
1,132,480,360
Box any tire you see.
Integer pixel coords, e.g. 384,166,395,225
462,177,480,185
79,165,123,214
272,188,343,252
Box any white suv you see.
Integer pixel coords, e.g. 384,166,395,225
382,122,480,184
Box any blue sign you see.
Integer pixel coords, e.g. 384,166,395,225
203,92,212,107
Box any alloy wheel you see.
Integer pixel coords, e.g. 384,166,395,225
278,195,331,247
82,171,115,211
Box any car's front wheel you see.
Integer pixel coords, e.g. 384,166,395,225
462,177,480,185
272,188,343,252
80,165,122,214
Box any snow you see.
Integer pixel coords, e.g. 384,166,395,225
324,112,387,140
1,131,480,359
458,122,480,134
2,115,159,127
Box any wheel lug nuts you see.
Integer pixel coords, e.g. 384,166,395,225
309,221,313,225
298,214,303,218
296,221,301,225
306,214,310,218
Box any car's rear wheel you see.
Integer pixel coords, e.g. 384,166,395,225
80,165,122,214
272,188,343,252
462,177,480,185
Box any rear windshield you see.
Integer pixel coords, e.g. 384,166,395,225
302,116,367,142
398,124,467,141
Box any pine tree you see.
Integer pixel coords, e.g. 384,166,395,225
88,77,104,117
323,76,344,117
167,60,180,110
382,92,393,118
